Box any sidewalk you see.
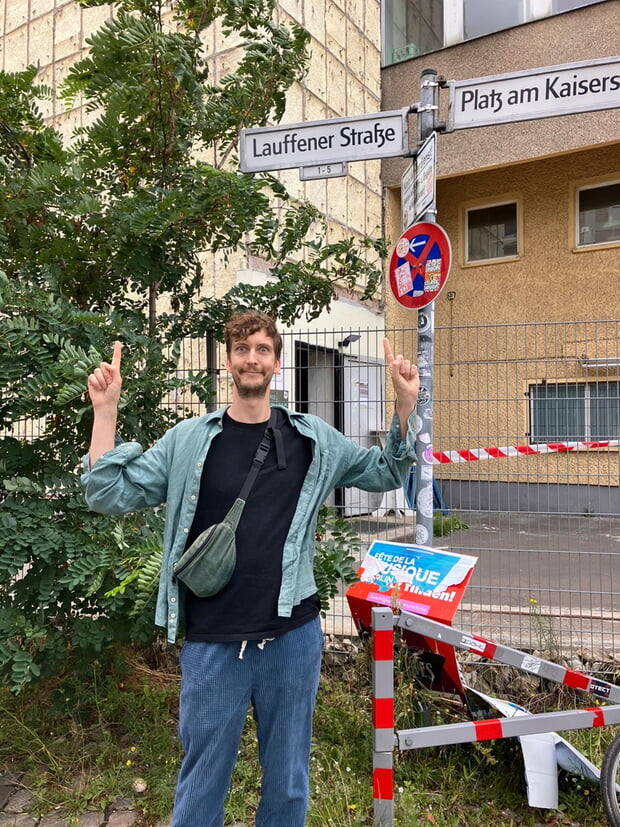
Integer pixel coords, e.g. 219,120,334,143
0,775,248,827
0,773,171,827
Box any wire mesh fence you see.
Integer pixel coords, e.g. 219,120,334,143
172,319,619,660
6,319,618,660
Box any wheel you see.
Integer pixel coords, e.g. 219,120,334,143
601,731,620,826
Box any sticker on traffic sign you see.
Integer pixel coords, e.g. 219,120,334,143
388,221,451,310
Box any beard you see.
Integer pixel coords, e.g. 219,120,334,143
233,371,272,399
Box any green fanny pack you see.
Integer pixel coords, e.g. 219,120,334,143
172,498,244,598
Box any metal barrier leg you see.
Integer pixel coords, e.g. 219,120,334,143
372,607,395,826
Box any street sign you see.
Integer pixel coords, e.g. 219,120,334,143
299,162,348,180
401,160,415,230
388,221,451,310
401,132,436,229
240,108,410,173
448,56,620,131
414,131,436,221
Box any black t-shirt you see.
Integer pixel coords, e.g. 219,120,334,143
184,408,320,641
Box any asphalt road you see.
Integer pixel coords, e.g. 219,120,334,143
437,510,620,612
345,510,620,656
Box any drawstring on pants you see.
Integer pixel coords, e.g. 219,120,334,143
238,637,275,659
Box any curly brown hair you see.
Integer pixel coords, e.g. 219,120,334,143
224,312,282,360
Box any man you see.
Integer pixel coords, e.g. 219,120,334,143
82,311,419,827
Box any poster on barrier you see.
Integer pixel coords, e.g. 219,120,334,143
347,541,477,625
347,541,477,698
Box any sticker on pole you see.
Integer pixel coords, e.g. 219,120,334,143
389,221,451,310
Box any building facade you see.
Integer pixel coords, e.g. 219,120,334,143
0,0,384,326
381,0,620,513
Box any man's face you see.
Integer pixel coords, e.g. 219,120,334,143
226,330,281,399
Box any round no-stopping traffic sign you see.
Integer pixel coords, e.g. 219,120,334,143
389,221,451,310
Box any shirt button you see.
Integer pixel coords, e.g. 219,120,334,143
190,495,196,501
170,597,176,603
183,527,189,533
170,613,176,620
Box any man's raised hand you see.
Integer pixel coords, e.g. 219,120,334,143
383,338,419,435
87,341,122,411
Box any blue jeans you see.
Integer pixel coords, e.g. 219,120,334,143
172,616,323,827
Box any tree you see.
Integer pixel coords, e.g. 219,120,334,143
0,0,383,690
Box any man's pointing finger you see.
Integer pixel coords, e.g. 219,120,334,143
111,340,122,371
382,337,395,365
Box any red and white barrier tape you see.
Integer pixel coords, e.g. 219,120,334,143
429,439,619,465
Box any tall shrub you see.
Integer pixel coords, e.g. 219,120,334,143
0,1,384,690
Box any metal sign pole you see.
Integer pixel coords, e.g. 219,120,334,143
414,68,439,547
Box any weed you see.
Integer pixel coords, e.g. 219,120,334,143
527,596,561,661
433,512,468,537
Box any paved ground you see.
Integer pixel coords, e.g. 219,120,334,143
0,774,150,827
0,773,249,827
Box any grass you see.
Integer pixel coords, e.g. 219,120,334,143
0,642,618,826
433,512,468,537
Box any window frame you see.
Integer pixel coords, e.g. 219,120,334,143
572,176,620,251
462,195,523,266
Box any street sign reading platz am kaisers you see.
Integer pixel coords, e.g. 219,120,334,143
448,56,620,131
240,108,410,173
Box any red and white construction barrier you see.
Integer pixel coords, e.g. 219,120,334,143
430,439,619,465
370,607,620,827
397,704,620,751
395,611,620,705
371,610,395,826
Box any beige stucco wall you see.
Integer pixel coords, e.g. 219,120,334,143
433,145,619,327
378,3,620,491
384,146,620,486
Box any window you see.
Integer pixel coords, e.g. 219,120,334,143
576,181,620,247
530,381,620,442
552,0,606,11
463,0,524,40
383,0,443,65
382,0,609,65
465,201,519,263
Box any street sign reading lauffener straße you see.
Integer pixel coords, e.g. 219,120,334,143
240,108,410,173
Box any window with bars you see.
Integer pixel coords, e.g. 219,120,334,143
529,380,620,442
